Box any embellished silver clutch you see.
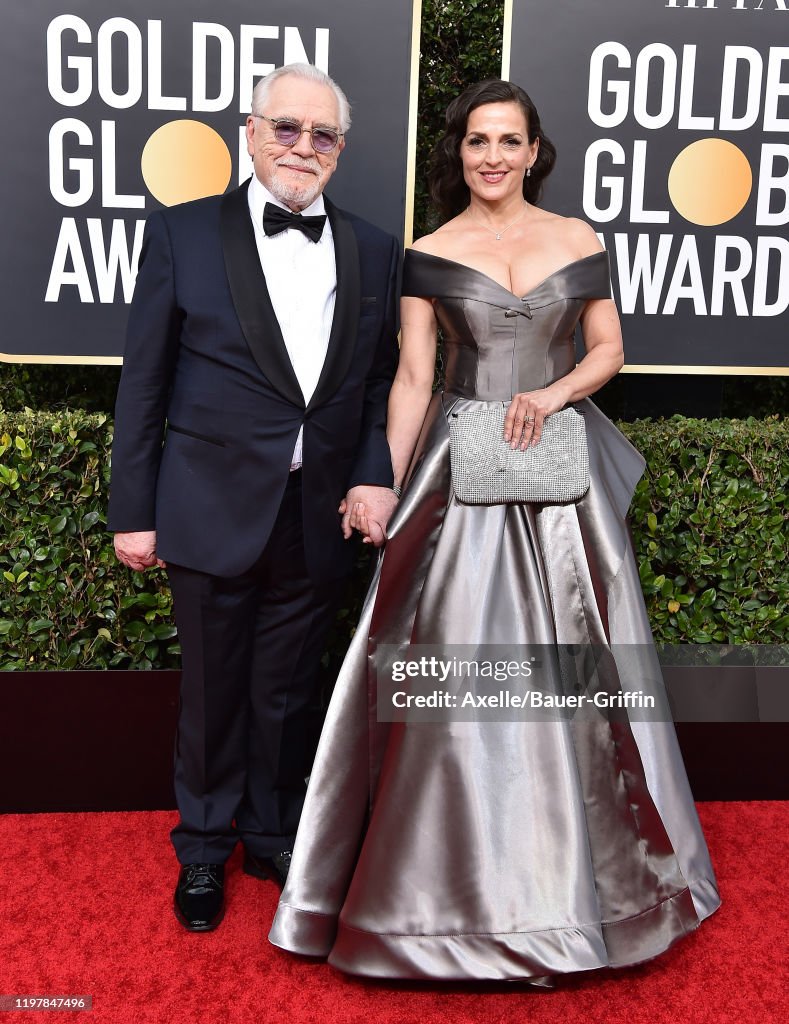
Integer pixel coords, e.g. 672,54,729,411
448,403,589,505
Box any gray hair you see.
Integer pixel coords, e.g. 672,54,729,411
251,63,351,134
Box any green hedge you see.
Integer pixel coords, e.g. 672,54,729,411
0,410,786,669
0,411,177,670
621,416,788,644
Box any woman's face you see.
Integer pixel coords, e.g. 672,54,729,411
460,101,539,205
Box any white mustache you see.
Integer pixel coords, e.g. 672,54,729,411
275,156,321,174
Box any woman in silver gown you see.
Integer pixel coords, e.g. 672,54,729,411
269,80,720,982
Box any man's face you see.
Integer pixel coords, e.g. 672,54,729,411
245,76,345,211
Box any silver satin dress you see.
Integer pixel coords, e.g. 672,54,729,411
269,250,721,981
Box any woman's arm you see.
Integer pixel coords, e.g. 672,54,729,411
347,293,437,541
554,295,625,403
504,297,624,449
504,220,624,449
387,295,439,488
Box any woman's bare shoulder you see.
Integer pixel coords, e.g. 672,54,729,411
535,209,603,258
408,215,468,258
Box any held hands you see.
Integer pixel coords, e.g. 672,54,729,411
503,384,570,450
114,530,166,571
339,485,400,547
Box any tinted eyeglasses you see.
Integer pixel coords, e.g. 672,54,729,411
254,115,343,154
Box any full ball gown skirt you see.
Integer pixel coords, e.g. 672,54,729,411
268,250,721,980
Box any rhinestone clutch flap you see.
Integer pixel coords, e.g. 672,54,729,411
448,403,590,505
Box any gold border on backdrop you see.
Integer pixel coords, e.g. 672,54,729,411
0,352,123,365
3,1,423,368
622,365,789,376
501,0,514,82
403,0,422,249
499,0,789,378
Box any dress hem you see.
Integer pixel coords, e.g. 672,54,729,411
269,878,721,981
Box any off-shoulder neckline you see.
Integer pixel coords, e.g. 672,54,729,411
404,249,608,302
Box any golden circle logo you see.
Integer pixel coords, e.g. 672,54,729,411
668,139,752,227
141,120,232,207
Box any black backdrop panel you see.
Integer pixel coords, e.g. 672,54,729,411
1,1,417,361
1,671,785,812
506,0,789,371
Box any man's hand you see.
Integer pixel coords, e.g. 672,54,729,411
339,486,399,547
114,531,166,571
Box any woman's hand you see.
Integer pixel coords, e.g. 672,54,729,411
503,383,570,449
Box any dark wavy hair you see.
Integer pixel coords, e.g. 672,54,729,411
429,80,557,221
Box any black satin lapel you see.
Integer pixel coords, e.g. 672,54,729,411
220,182,305,408
307,198,360,412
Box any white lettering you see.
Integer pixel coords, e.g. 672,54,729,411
47,15,92,107
711,237,753,315
614,233,673,314
678,46,715,129
49,119,93,207
96,18,143,109
663,235,707,315
193,23,235,112
756,144,789,225
147,20,187,110
583,139,626,221
630,140,670,223
764,47,789,131
238,25,279,114
720,47,763,131
87,218,145,302
587,42,631,128
633,43,677,130
100,122,145,209
753,236,789,315
45,219,94,302
283,26,329,70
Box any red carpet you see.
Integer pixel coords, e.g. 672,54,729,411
0,803,785,1024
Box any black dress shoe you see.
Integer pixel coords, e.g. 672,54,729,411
243,849,292,888
173,863,225,932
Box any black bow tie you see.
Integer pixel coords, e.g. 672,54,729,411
262,202,326,243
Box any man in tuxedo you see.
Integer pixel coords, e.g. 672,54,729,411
108,63,400,932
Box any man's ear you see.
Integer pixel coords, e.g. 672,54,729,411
245,116,257,158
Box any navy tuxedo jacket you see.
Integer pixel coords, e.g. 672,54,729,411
108,180,400,581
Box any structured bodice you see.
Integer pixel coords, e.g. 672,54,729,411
401,250,611,401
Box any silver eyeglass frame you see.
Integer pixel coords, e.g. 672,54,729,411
252,115,343,154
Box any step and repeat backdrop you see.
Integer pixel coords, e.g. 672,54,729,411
1,1,419,362
2,1,787,372
505,0,789,372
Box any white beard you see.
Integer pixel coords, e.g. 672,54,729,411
269,158,324,210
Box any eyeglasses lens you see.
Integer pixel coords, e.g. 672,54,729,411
273,121,338,153
273,122,301,145
311,129,338,153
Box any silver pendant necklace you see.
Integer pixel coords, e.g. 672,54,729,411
468,203,529,240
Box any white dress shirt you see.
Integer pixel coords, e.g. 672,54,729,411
247,173,337,469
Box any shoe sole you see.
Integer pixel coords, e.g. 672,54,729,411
173,893,226,932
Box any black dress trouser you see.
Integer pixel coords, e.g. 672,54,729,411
166,471,341,864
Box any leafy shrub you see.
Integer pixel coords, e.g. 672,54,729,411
622,416,788,644
0,410,176,670
1,411,785,669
